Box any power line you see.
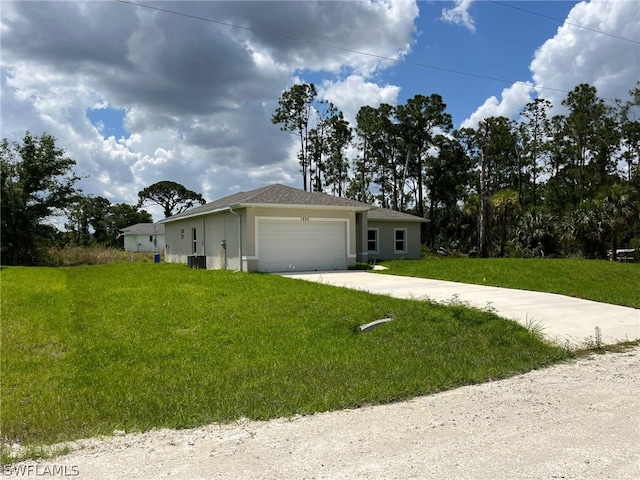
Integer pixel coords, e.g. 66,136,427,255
113,0,617,100
489,0,640,45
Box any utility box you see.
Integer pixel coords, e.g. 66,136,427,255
187,255,206,269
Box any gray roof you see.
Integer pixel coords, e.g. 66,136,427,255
162,184,372,222
120,223,165,235
367,208,428,223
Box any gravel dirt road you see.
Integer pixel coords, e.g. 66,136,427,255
8,347,639,480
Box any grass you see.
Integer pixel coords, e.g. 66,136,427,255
378,257,640,308
1,263,570,461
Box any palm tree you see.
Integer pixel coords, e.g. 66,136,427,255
560,202,608,258
600,183,639,260
492,189,520,256
514,209,557,256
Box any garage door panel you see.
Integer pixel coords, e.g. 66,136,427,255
258,220,346,272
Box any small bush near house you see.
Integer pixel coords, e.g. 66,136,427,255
348,261,373,270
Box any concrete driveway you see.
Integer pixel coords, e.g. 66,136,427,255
278,270,640,348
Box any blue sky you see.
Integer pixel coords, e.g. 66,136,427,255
389,1,575,121
86,106,130,140
1,1,638,221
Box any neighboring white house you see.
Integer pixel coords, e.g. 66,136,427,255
120,223,165,253
160,184,426,272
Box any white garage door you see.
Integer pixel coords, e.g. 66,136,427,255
258,220,346,272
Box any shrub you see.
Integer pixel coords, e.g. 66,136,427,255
348,261,372,270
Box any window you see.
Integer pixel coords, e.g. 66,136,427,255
191,228,197,254
394,228,407,253
149,235,153,243
367,229,378,253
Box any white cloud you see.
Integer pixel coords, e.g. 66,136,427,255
1,0,418,218
318,75,401,125
441,0,476,33
462,0,638,128
461,82,534,129
530,0,639,111
231,0,418,77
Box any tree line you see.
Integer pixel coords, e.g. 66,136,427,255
272,82,640,259
62,180,204,250
1,132,205,265
2,82,638,265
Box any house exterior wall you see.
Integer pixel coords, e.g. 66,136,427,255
164,210,246,270
367,221,422,260
355,212,369,263
124,233,165,252
163,206,359,272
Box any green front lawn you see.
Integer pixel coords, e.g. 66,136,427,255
1,263,569,453
378,257,640,308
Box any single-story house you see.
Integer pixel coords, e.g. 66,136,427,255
119,223,165,253
160,184,426,272
366,207,427,262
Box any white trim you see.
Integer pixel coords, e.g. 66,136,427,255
394,228,407,254
367,228,379,254
161,207,232,223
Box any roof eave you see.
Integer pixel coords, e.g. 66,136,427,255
237,202,371,212
369,217,429,223
160,201,371,223
159,206,239,223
